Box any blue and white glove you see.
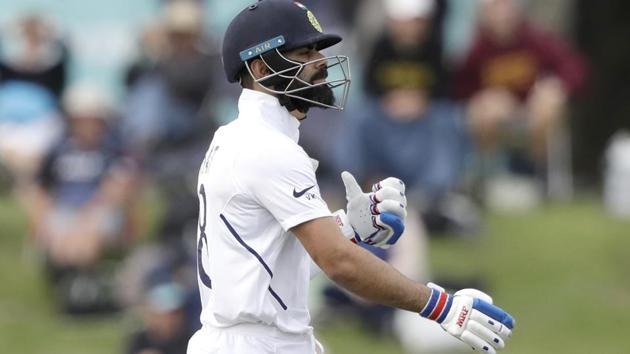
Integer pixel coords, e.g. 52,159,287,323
420,283,515,354
333,171,407,248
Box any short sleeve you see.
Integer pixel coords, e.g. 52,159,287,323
238,140,332,231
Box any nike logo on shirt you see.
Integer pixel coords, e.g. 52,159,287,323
293,186,315,198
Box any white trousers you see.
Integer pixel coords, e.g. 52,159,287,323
187,323,324,354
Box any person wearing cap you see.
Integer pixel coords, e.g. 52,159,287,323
188,1,514,353
126,282,191,354
124,0,220,150
364,0,447,98
27,83,139,310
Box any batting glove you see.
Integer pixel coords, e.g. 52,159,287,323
420,283,515,354
333,171,407,248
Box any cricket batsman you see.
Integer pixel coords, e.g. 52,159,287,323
187,1,515,353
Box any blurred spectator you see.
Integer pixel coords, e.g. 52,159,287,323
31,83,137,265
363,0,448,98
455,0,586,171
117,242,201,335
337,0,475,233
349,0,447,60
0,81,63,180
124,21,168,89
0,13,69,192
124,0,219,154
125,282,191,354
123,0,221,244
0,13,69,99
25,83,140,312
324,0,476,347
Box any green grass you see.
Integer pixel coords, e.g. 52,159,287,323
0,196,124,354
1,195,629,353
429,200,630,354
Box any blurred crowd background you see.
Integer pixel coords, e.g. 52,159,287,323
0,0,629,353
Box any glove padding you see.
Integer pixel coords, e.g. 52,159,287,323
341,171,407,248
423,283,515,354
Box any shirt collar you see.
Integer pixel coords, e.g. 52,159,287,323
237,89,301,143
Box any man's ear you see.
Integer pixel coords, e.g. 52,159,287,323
249,58,271,80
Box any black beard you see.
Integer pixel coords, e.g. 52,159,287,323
277,78,335,114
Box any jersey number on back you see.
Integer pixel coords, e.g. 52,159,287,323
197,184,212,289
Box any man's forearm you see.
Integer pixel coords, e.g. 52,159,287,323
294,217,431,313
326,242,431,313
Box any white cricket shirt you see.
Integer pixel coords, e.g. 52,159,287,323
195,89,332,335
